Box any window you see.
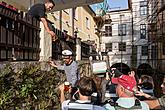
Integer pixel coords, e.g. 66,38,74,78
86,17,90,29
140,1,147,15
105,26,112,36
140,24,146,39
105,43,112,52
142,46,148,56
118,24,126,36
119,42,126,51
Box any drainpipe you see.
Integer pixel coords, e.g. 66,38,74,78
72,8,75,38
59,10,62,31
131,13,134,68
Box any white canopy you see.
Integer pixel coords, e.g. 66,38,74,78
52,0,104,11
3,0,104,11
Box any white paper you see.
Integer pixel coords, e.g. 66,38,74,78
92,62,107,74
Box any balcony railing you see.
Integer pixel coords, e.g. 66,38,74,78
0,2,40,61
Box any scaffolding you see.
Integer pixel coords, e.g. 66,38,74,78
147,0,165,71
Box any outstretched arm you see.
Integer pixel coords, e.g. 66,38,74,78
135,91,161,109
59,84,65,104
135,91,155,99
145,99,161,109
40,17,57,41
49,61,57,68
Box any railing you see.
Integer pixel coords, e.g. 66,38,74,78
0,1,92,61
52,30,92,60
0,2,40,61
52,29,76,60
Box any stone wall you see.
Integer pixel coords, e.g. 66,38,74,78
0,60,92,77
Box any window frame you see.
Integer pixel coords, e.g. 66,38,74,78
105,26,112,36
119,42,126,51
105,43,112,52
140,24,146,39
86,17,90,29
118,24,126,36
142,46,148,56
140,1,148,15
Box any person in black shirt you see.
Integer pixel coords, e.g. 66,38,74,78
28,0,57,41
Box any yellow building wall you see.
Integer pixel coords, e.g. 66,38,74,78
75,7,99,48
48,6,99,49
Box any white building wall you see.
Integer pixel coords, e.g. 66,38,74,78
132,0,148,67
101,10,133,67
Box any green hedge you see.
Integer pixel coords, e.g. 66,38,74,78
0,64,66,110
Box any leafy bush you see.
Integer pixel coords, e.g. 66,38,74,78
0,64,66,110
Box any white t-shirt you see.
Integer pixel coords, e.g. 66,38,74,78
62,100,106,110
104,97,149,110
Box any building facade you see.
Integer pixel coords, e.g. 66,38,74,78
148,0,165,72
132,0,149,67
51,6,100,47
48,6,101,60
100,9,133,67
100,0,149,68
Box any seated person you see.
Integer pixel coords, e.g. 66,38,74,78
105,68,123,102
59,76,106,110
104,75,149,110
138,75,155,100
135,76,165,110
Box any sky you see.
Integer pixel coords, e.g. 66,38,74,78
91,0,128,12
108,0,128,10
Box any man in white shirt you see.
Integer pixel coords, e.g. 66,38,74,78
59,76,106,110
104,75,149,110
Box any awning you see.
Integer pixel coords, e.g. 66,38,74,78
3,0,104,11
52,0,104,11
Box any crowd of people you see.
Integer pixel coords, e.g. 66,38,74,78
27,1,164,109
48,49,165,110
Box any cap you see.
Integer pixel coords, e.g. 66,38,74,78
111,75,136,92
62,50,73,56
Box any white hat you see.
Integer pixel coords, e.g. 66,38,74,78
62,50,73,56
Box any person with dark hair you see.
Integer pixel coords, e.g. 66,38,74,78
28,0,57,41
49,50,79,87
59,76,106,110
135,76,165,110
49,50,80,97
137,75,154,101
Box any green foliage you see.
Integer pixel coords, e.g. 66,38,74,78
0,64,66,110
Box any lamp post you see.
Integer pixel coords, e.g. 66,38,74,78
119,14,123,72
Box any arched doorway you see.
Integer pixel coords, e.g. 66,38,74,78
110,63,130,75
137,63,153,76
